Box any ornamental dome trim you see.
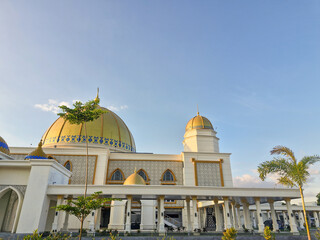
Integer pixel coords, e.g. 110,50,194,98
0,136,10,155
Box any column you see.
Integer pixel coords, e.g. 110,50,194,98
140,200,156,230
235,204,242,230
192,196,199,230
298,211,305,229
254,198,264,233
89,210,96,233
285,198,298,234
108,199,126,230
125,195,132,233
223,197,232,229
242,199,252,230
51,196,64,232
268,199,279,232
314,211,320,228
214,198,223,232
231,201,237,229
186,197,191,232
158,196,165,234
282,211,289,226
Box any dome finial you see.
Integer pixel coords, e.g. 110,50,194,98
197,104,199,116
134,167,137,173
94,87,100,103
25,140,48,160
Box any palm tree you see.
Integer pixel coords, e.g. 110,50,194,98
257,146,320,240
58,93,105,240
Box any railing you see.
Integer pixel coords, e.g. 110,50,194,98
164,214,181,228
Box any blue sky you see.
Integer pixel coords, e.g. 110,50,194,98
0,1,319,201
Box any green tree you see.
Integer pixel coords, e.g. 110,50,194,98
316,192,320,206
258,146,320,240
58,94,106,240
222,227,237,240
263,226,275,240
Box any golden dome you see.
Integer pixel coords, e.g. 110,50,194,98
25,141,48,160
42,106,136,152
185,113,214,132
0,136,10,155
123,170,146,185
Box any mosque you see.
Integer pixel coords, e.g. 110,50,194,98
0,93,320,235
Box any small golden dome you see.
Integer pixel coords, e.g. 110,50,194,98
25,141,48,160
123,170,146,185
185,113,213,132
0,136,10,155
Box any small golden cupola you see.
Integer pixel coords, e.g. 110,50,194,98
0,136,10,155
185,110,214,132
25,141,48,160
123,169,146,185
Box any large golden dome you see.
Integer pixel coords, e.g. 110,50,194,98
185,112,213,132
42,106,136,152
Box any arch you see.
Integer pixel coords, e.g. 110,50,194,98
0,186,24,233
107,168,125,184
63,160,72,171
160,169,176,185
137,169,150,184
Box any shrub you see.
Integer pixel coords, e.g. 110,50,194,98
222,228,237,240
315,228,320,240
263,226,275,240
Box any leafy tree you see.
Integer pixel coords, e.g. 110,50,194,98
58,95,105,240
317,192,320,206
222,227,237,240
258,146,320,240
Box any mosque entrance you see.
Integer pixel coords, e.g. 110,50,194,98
0,189,19,232
206,207,216,231
100,207,110,228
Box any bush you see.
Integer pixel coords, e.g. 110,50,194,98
222,228,237,240
263,226,275,240
23,230,71,240
315,228,320,240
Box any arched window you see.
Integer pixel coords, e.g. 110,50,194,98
137,169,150,184
161,169,176,185
64,161,72,171
107,168,125,184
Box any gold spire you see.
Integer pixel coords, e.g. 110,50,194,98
25,140,48,160
197,104,199,116
94,87,100,103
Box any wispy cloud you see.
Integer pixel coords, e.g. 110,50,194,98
34,99,71,114
35,99,129,114
107,105,128,112
233,172,285,188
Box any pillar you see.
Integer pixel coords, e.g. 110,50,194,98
282,211,289,225
158,196,165,234
192,196,199,230
242,199,252,230
268,199,279,232
89,210,96,233
254,198,264,233
51,196,63,232
231,201,237,229
140,200,156,230
125,196,132,233
214,198,222,231
186,197,191,232
223,197,232,229
108,199,126,230
235,204,241,230
314,211,320,228
298,211,305,229
285,198,298,234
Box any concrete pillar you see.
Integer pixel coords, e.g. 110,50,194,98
254,198,264,233
94,208,101,231
186,197,191,232
282,211,289,225
285,198,298,234
298,211,305,229
242,200,252,230
268,199,279,232
214,198,223,231
223,197,232,229
235,204,241,230
125,196,132,233
231,201,237,229
251,211,257,229
158,196,165,234
51,196,63,232
192,196,199,230
140,200,156,230
108,199,126,230
314,211,320,228
89,210,96,233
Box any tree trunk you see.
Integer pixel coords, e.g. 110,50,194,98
79,215,84,240
84,122,89,198
299,186,311,240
